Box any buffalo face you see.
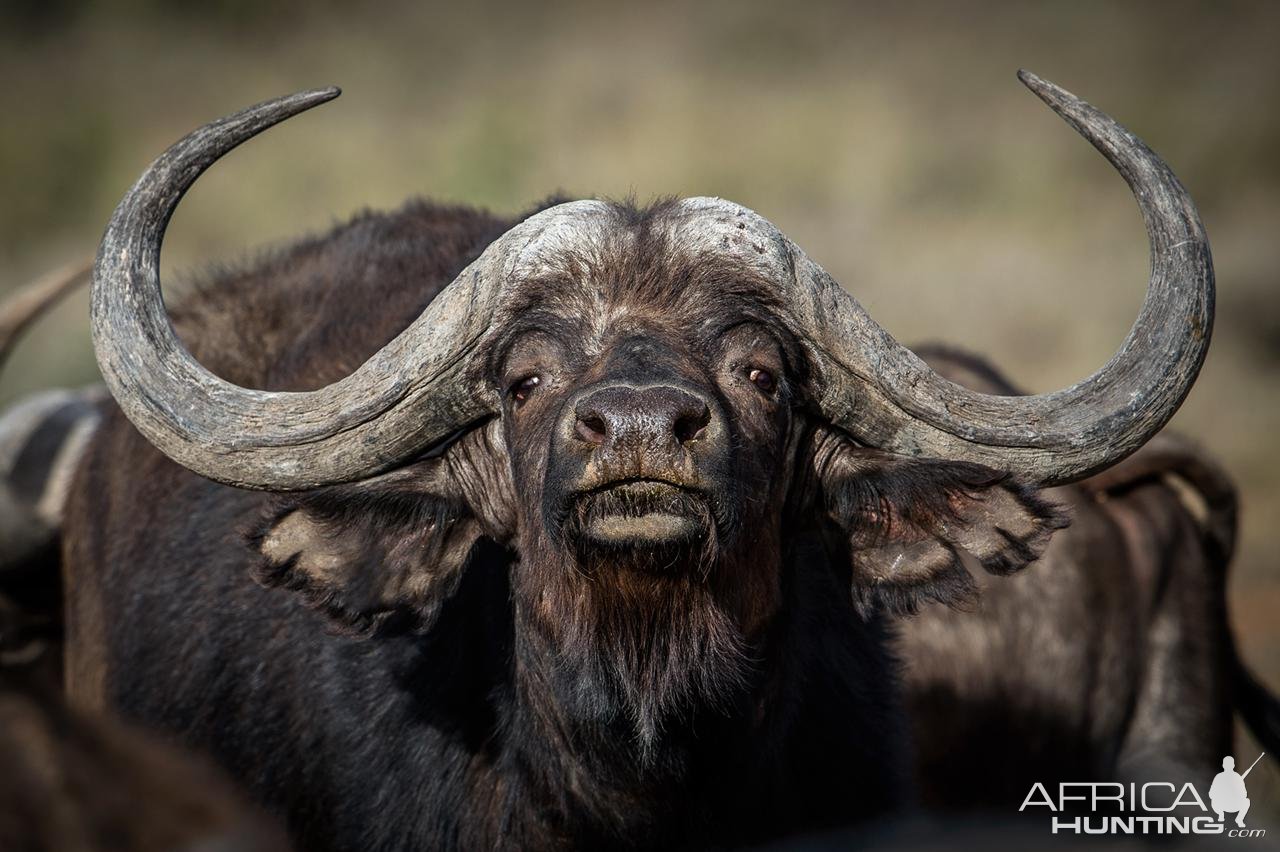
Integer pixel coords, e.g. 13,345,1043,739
492,231,802,574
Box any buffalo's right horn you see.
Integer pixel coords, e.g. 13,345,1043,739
92,88,608,490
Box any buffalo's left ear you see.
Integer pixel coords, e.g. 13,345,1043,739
807,429,1069,616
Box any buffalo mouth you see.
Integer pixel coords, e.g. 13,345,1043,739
568,479,712,550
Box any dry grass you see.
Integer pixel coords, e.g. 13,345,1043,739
2,0,1278,815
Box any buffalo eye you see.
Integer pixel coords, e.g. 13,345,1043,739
748,367,776,393
511,375,541,404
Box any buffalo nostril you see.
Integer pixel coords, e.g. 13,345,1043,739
673,407,710,444
575,414,608,446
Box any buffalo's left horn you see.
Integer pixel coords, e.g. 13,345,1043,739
790,70,1213,485
92,88,609,490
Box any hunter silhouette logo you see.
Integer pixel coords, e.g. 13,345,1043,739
1020,752,1269,838
1211,753,1264,827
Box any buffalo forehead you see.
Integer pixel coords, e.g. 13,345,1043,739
505,197,794,288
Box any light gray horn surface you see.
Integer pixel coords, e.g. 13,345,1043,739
792,70,1212,485
91,88,598,491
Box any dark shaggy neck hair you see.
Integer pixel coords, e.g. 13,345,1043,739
516,534,758,759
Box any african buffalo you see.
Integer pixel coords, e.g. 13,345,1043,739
0,71,1264,848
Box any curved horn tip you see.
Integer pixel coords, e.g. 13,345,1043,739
221,87,342,132
307,85,342,101
1016,68,1045,89
292,86,342,108
260,87,342,120
1016,69,1079,110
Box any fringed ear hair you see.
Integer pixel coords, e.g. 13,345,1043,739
809,430,1068,617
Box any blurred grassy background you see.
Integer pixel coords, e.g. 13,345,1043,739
2,0,1278,811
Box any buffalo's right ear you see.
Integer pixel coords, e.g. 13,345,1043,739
247,425,515,636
